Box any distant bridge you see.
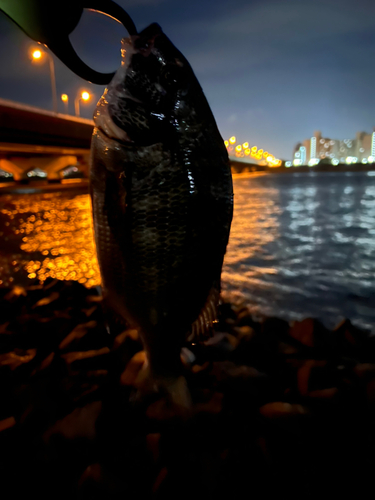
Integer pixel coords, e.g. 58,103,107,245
0,98,93,181
0,98,265,181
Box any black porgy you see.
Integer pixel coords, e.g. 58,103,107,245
90,23,233,403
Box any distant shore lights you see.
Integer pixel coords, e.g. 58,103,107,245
224,136,281,167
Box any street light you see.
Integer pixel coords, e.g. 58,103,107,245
61,94,69,114
31,47,57,113
75,91,91,117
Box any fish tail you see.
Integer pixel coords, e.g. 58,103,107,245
133,362,192,418
132,341,192,417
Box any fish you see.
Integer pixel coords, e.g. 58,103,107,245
90,23,233,410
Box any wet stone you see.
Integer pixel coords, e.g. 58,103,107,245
58,321,104,351
61,348,111,375
201,332,239,360
0,279,375,499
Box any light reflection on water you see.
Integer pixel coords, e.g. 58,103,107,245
222,171,375,330
0,191,100,288
1,171,375,330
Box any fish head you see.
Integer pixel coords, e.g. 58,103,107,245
94,23,221,148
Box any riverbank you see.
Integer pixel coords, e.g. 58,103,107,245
1,279,375,499
230,158,375,175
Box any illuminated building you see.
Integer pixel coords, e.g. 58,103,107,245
294,128,375,164
310,137,316,159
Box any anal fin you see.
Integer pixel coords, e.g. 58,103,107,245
187,285,220,342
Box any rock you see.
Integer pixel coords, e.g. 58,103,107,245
277,341,300,356
353,363,375,381
85,295,103,304
260,401,309,418
58,321,99,350
0,321,10,335
297,360,328,396
365,379,375,413
211,361,263,384
43,401,102,443
113,328,139,349
193,391,223,415
152,466,169,494
235,306,259,328
78,463,127,500
0,416,16,433
307,388,339,400
232,325,256,341
259,401,309,433
201,332,239,360
30,352,55,376
191,361,210,374
4,285,27,302
261,317,289,357
181,347,196,367
289,318,315,347
352,364,375,412
332,319,373,361
289,318,335,358
210,361,267,405
262,316,290,338
218,301,238,322
61,347,110,372
146,433,161,463
145,394,190,421
32,291,60,309
0,348,37,370
58,367,108,406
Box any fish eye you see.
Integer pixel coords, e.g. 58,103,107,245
159,65,185,89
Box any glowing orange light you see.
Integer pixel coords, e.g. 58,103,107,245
32,49,42,60
245,149,250,155
228,146,234,152
224,140,229,147
251,146,257,152
61,94,68,102
263,151,268,158
242,142,249,149
81,91,90,101
235,145,242,152
229,136,236,144
258,149,263,155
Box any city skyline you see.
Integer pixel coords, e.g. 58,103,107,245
293,127,375,166
0,0,374,160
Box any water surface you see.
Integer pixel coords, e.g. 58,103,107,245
222,171,375,329
1,171,375,330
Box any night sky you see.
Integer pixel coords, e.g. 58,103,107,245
0,0,374,160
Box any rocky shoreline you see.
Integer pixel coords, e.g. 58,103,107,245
1,278,375,499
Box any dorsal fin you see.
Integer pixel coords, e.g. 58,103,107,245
187,285,220,342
